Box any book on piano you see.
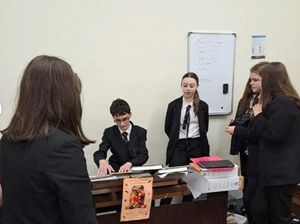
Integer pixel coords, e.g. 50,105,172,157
157,165,188,174
131,164,163,172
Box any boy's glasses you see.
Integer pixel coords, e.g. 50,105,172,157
114,117,130,124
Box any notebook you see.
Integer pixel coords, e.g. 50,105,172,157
198,159,234,169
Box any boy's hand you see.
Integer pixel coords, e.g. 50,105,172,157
118,162,132,173
98,159,114,176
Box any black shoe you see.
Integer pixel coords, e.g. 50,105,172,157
290,214,300,223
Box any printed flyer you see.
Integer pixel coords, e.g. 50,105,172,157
120,177,153,222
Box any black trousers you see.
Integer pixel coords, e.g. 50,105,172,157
248,183,295,224
243,176,259,223
240,149,248,188
169,138,205,166
161,138,205,205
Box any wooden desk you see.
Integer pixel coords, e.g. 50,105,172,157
92,173,228,224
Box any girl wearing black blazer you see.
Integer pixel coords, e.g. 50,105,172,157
0,56,98,224
165,72,210,166
161,72,209,204
225,61,268,221
250,62,300,223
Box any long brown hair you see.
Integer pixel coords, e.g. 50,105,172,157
1,55,95,144
236,61,268,116
260,62,300,110
181,72,200,113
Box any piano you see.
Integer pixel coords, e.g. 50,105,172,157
91,173,228,224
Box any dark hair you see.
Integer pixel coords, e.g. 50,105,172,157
110,98,131,116
181,72,200,113
260,62,300,110
1,55,95,144
236,61,269,116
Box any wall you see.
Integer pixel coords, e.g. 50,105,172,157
1,0,300,175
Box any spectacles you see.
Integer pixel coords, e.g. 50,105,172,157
114,117,130,124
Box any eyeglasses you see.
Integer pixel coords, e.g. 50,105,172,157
114,117,130,124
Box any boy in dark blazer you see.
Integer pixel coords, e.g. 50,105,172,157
93,99,149,175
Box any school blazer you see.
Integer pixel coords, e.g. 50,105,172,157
252,95,300,186
164,97,210,165
233,118,260,177
0,129,98,224
93,123,149,171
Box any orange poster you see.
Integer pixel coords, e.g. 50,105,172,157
120,177,153,222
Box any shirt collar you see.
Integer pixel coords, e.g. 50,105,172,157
118,123,132,134
182,97,193,108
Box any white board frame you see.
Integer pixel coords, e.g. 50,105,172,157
188,32,236,115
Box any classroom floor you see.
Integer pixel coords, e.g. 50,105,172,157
227,197,300,224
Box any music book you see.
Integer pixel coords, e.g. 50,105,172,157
157,166,188,174
131,164,163,172
89,173,130,182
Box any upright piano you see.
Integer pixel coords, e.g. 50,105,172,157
91,173,228,224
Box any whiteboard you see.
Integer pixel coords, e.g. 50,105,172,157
188,32,236,115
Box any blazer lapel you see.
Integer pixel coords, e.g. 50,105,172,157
174,97,183,132
112,125,132,163
128,124,137,148
113,126,125,147
197,103,205,133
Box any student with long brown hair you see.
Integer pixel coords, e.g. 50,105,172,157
165,72,210,167
162,72,210,204
228,62,268,178
250,62,300,223
225,62,268,219
0,55,98,224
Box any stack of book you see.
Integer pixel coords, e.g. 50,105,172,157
190,155,238,179
183,155,242,198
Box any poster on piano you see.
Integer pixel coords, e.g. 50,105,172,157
120,177,153,222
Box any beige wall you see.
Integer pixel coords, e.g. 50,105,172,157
1,0,300,175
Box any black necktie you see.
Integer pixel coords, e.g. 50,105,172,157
122,132,129,143
182,105,191,130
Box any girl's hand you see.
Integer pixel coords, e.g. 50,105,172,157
225,126,235,135
253,103,262,117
